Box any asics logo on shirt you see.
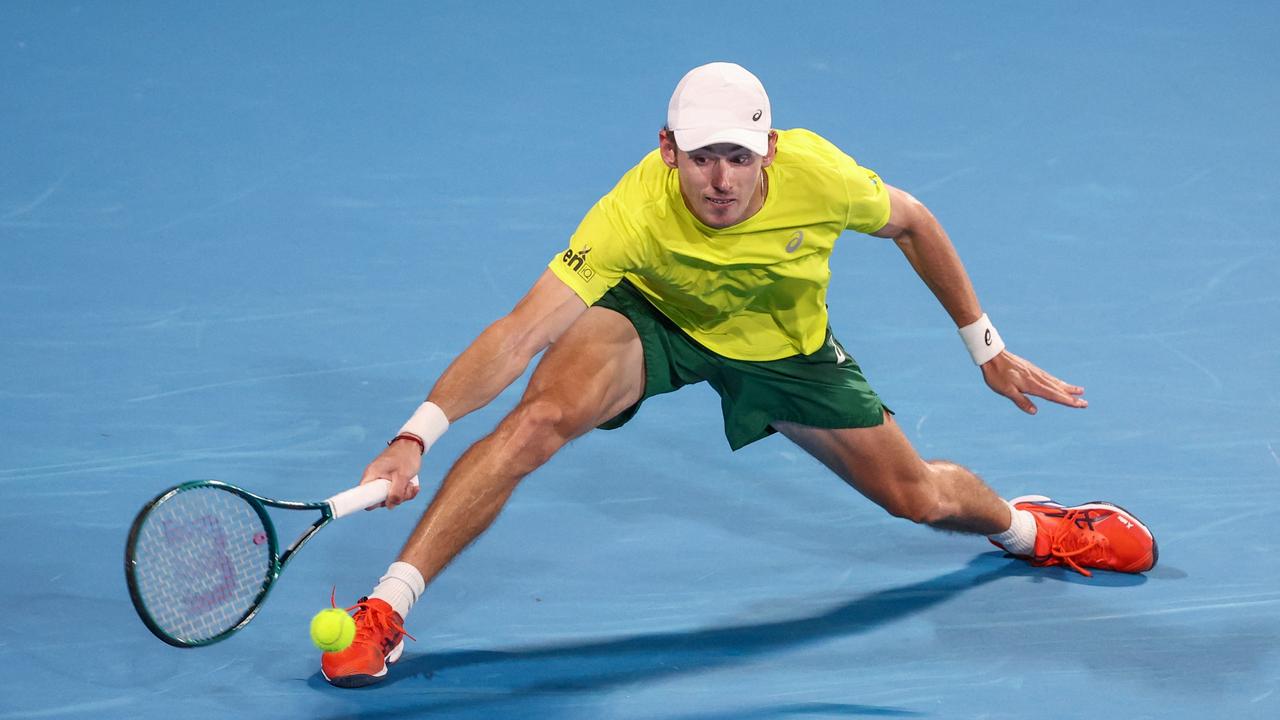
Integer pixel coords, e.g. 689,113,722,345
785,231,804,253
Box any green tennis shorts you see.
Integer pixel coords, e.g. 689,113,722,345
593,280,890,450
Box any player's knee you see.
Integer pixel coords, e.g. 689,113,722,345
502,398,571,468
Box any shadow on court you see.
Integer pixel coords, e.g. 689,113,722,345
309,553,1143,717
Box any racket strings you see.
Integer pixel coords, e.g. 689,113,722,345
132,486,273,643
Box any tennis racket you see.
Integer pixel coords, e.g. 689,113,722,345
124,476,417,648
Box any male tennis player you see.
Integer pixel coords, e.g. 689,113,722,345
319,62,1157,687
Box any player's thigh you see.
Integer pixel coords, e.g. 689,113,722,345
773,413,930,508
522,305,645,432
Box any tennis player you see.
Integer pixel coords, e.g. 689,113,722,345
320,62,1157,687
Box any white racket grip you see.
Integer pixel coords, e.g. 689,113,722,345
327,476,420,518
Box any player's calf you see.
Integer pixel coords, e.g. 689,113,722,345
874,460,1010,535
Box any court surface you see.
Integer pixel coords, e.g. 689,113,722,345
2,2,1278,718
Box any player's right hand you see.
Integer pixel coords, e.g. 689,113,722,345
360,439,423,509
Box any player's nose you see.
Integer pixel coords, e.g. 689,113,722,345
709,160,731,190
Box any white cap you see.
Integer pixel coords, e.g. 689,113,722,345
667,62,771,156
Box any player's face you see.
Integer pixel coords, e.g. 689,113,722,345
660,131,777,228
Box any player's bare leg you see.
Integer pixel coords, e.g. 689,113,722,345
396,306,645,585
774,412,1010,535
775,413,1157,576
322,307,645,687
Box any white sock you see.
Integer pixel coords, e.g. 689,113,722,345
369,561,425,619
988,501,1037,556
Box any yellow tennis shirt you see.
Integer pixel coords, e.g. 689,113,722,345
548,128,891,361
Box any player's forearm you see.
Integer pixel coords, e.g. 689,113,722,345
892,207,983,328
424,316,542,422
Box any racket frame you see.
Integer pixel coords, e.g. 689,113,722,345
124,480,335,648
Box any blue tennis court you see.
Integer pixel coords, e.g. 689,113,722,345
3,2,1277,718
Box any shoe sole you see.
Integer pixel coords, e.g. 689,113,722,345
1009,494,1159,571
321,639,405,688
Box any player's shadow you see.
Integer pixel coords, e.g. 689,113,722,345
311,553,1139,716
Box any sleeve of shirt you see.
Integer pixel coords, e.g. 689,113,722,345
547,194,636,306
840,156,893,234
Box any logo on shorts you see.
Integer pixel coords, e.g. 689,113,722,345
785,231,804,253
830,336,847,365
561,245,596,281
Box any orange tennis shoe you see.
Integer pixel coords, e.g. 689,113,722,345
993,495,1158,577
320,597,414,688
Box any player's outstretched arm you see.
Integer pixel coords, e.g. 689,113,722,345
365,269,588,506
872,184,1087,415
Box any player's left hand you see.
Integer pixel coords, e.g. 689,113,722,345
980,350,1087,414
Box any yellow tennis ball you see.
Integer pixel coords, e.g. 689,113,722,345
310,608,356,652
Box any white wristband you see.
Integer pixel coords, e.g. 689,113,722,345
398,401,450,453
957,313,1005,366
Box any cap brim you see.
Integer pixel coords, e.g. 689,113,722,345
674,126,769,156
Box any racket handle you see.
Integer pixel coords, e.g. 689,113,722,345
327,476,420,518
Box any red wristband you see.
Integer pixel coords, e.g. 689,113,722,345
388,432,426,455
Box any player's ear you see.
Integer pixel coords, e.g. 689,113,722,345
760,130,779,168
659,129,679,168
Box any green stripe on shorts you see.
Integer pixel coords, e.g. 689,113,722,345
592,280,889,450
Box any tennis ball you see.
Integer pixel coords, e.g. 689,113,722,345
310,608,356,652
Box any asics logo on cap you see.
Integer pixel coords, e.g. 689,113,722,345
752,109,763,121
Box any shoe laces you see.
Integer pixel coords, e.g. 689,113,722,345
329,587,416,645
1038,509,1109,577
